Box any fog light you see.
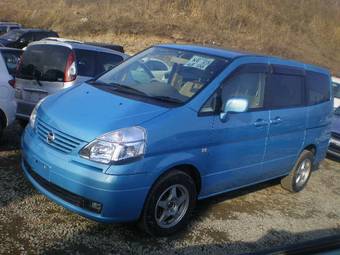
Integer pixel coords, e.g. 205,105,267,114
89,201,102,213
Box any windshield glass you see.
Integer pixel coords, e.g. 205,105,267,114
95,46,229,105
16,44,71,82
333,82,340,98
0,30,23,41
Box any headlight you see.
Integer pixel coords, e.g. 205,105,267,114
79,126,146,164
29,97,47,128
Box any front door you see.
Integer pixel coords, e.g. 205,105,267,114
201,64,270,196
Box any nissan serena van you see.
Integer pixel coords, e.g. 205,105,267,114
21,44,333,236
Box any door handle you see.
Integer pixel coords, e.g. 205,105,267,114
254,119,268,127
270,117,282,125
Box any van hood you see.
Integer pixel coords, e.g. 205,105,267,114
38,83,170,142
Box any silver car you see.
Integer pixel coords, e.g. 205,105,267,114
15,38,128,120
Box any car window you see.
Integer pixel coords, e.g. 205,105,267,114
74,49,96,77
96,52,123,75
305,71,331,105
17,44,71,82
1,50,22,75
333,82,340,99
221,73,266,110
0,26,7,34
21,32,33,43
0,30,24,41
264,74,304,109
201,72,266,114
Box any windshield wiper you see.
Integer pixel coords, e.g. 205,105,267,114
90,81,149,97
147,95,183,104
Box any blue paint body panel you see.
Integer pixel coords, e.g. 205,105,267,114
22,44,332,223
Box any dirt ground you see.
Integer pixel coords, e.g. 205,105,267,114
0,123,339,255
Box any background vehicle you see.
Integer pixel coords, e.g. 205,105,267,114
15,38,128,120
0,22,21,36
328,107,340,158
0,28,58,49
0,47,22,139
21,45,332,236
332,76,340,108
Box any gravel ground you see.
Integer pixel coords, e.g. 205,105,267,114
0,123,340,255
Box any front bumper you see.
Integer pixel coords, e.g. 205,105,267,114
328,137,340,158
21,127,151,223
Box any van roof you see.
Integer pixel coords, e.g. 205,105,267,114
28,38,128,58
158,44,329,75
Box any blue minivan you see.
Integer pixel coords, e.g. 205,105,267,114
21,44,333,236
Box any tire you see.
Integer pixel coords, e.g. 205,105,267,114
139,170,197,236
281,150,314,192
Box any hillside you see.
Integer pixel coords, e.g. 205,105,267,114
1,0,340,73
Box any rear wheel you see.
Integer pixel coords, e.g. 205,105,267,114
281,150,314,192
139,170,197,236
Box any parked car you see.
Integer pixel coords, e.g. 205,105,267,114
0,28,58,49
332,76,340,108
328,107,340,158
21,44,333,236
0,47,22,138
15,38,128,120
0,22,21,36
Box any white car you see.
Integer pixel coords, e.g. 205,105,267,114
0,47,22,138
332,76,340,108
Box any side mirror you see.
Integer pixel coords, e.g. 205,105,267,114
220,98,248,121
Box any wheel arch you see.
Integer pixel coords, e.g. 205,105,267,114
303,144,317,156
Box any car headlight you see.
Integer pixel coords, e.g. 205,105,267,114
79,126,146,164
29,97,47,128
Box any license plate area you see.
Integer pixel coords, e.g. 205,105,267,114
23,90,48,103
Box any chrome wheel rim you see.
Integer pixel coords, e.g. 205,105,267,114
155,184,189,229
295,158,312,187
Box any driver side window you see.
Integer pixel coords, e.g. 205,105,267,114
201,69,266,114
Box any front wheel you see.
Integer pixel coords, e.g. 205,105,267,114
281,150,314,192
139,170,197,236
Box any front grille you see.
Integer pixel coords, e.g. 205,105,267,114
36,119,83,153
331,132,340,140
329,143,340,154
24,160,102,214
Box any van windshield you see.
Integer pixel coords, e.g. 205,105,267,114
16,44,71,82
94,46,229,105
333,82,340,99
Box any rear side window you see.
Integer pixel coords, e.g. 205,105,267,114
96,52,123,75
17,44,71,82
74,49,96,77
75,49,124,77
1,50,22,75
265,74,304,108
306,71,330,105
